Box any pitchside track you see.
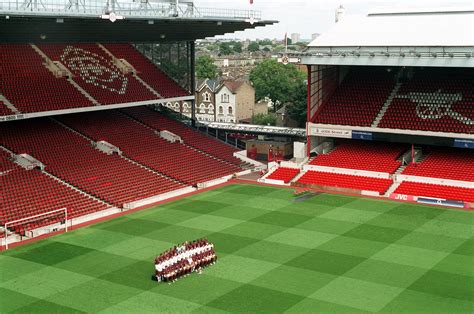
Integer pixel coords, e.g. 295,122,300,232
1,184,473,313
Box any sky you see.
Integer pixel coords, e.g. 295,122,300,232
193,0,473,40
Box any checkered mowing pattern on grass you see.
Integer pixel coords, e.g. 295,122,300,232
1,184,473,313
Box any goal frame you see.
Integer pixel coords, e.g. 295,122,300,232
3,207,68,250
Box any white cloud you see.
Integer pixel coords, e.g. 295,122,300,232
193,0,472,39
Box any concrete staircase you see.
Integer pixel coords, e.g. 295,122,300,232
0,95,21,114
133,73,163,98
97,43,163,98
66,77,101,106
372,82,402,127
42,170,114,207
384,180,402,196
120,110,246,170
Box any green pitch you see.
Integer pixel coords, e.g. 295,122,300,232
1,184,473,313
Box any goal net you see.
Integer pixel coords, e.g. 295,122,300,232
3,208,68,250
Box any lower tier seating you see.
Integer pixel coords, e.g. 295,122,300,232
394,181,474,203
297,171,393,195
310,141,405,173
58,110,242,186
1,150,17,173
2,163,109,235
267,167,300,183
122,107,242,165
402,147,474,182
1,119,184,207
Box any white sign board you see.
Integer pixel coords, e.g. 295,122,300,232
308,126,352,138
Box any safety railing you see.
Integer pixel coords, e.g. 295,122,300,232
0,0,262,20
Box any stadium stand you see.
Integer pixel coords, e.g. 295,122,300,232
0,100,14,116
402,147,474,182
0,44,93,113
103,44,189,98
394,181,474,203
0,119,184,207
310,141,405,173
297,171,393,195
57,110,242,185
1,152,110,235
379,68,474,133
266,167,300,183
37,44,159,105
122,107,242,165
314,67,396,126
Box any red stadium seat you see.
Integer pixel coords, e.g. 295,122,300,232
402,147,474,182
297,171,393,195
394,181,474,203
379,68,474,134
310,141,405,174
267,167,300,183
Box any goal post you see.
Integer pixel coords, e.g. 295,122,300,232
3,207,68,250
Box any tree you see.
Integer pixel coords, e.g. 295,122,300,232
285,83,308,127
252,113,276,126
232,41,243,53
248,42,260,52
259,39,273,46
196,55,218,80
219,42,233,56
249,59,306,112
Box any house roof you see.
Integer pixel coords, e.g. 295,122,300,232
222,81,245,93
197,79,221,93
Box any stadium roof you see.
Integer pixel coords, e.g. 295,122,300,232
308,8,473,47
0,0,277,43
299,7,474,68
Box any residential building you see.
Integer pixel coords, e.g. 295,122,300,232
215,80,255,123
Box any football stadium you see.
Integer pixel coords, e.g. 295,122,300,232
1,1,473,313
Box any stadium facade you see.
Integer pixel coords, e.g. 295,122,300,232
260,8,473,211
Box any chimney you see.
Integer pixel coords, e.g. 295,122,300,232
335,5,345,23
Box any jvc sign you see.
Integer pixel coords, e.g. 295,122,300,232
390,193,415,202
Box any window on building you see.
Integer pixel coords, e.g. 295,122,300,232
218,106,223,114
208,104,214,114
203,92,211,102
228,106,233,115
182,103,189,112
199,104,205,113
221,94,229,103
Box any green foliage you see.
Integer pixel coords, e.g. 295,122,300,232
232,41,243,53
196,55,219,80
249,59,306,115
259,39,273,46
219,42,233,56
274,45,285,51
248,42,260,52
207,44,218,52
252,113,276,126
285,83,308,127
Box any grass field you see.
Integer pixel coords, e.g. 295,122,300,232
1,183,473,313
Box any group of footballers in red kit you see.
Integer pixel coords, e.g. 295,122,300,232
154,238,217,283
